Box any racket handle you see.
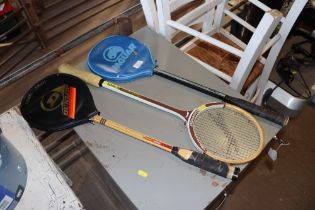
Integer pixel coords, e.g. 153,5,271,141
171,147,239,180
224,95,289,126
58,64,102,87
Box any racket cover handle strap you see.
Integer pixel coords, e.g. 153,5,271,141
171,147,239,180
58,64,102,87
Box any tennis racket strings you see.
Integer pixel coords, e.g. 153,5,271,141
191,105,264,163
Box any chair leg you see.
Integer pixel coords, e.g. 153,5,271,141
255,0,308,105
19,0,47,48
114,17,133,36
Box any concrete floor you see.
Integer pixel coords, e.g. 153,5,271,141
1,5,315,209
221,103,315,210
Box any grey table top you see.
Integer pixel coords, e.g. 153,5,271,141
74,27,281,210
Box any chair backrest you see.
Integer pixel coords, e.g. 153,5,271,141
140,0,308,104
140,0,160,32
254,0,308,104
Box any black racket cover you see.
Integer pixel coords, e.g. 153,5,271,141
20,74,99,132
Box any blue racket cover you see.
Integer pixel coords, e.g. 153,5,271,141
88,35,156,82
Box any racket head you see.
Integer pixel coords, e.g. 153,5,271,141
20,74,99,132
88,35,156,82
187,103,264,164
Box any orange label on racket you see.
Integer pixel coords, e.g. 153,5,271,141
62,85,76,119
68,87,76,119
40,84,77,119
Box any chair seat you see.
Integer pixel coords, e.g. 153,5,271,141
187,33,264,93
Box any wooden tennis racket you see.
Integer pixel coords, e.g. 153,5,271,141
59,64,265,164
20,73,239,180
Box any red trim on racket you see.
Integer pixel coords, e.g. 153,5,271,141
68,87,76,119
143,136,173,150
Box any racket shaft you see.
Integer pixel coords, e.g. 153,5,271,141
92,115,238,179
92,115,174,152
154,69,289,126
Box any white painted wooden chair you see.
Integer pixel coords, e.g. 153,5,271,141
140,0,307,104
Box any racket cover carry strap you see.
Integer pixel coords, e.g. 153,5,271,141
20,73,239,180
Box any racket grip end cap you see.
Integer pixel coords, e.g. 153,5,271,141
231,167,240,181
58,64,102,87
